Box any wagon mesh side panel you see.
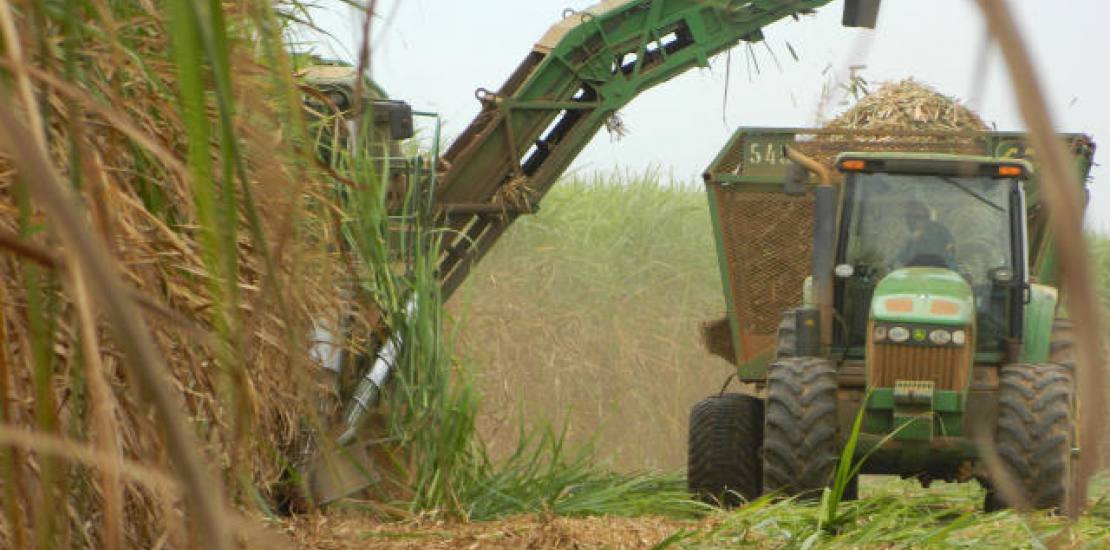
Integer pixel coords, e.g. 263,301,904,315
714,187,815,351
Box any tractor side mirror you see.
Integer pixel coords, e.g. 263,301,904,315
843,0,882,28
372,100,415,140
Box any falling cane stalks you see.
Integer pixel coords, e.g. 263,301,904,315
824,78,989,133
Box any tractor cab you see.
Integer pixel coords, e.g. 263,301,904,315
822,154,1034,455
831,153,1033,362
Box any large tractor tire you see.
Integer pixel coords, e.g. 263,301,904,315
986,362,1074,512
1049,318,1077,367
763,357,840,499
687,393,763,507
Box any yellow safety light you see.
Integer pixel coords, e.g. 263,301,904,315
840,159,866,171
998,165,1023,177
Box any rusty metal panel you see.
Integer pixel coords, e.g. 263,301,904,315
712,185,814,360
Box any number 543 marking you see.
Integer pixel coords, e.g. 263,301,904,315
748,142,789,165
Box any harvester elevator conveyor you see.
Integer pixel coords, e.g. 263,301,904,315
433,0,882,299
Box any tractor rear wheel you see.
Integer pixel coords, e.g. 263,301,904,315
986,363,1074,512
1049,318,1077,367
687,393,763,507
762,356,839,499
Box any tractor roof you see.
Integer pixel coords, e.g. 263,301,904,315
834,151,1034,178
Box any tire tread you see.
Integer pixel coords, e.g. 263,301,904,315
687,393,763,507
762,356,840,498
989,362,1073,511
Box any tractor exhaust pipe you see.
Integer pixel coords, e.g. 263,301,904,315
843,0,882,28
783,146,831,187
784,146,835,351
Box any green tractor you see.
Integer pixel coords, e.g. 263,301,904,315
690,128,1095,510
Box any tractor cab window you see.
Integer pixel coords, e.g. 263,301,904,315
837,173,1017,350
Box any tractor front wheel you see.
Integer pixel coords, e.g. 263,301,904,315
687,393,764,507
986,363,1074,512
762,356,840,499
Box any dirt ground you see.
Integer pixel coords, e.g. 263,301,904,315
282,513,697,549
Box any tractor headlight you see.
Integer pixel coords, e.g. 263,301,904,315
875,323,966,346
952,330,967,346
929,329,952,345
888,326,910,343
873,325,888,342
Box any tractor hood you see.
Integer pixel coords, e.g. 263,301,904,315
871,268,974,325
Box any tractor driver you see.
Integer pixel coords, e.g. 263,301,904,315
894,200,955,268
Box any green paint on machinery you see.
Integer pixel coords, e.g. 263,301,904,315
701,128,1095,374
299,0,885,506
295,63,446,504
299,0,1097,512
300,1,884,299
433,0,852,299
688,126,1097,510
870,268,975,325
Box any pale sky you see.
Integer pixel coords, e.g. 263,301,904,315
298,0,1109,233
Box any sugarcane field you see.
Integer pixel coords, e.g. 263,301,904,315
1,1,1110,548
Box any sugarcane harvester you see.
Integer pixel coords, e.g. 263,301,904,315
310,0,883,472
307,0,1097,513
689,127,1095,510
